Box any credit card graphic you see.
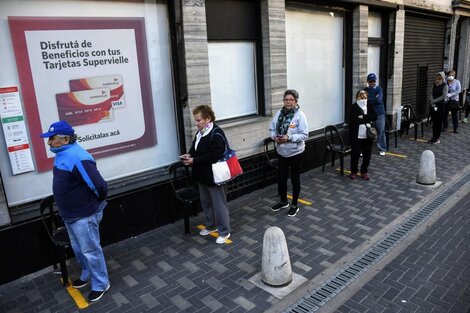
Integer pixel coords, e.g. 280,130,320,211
56,88,113,127
69,75,125,108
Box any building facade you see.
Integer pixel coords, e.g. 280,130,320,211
0,0,469,283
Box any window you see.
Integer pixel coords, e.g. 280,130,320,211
286,9,345,130
368,11,383,85
368,46,381,83
208,42,257,119
205,0,262,120
0,0,177,208
368,11,382,38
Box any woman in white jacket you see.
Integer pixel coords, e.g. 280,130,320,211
269,89,309,217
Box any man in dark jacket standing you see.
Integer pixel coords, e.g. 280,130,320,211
40,120,110,302
364,73,386,155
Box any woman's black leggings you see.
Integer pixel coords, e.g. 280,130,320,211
431,104,443,140
278,153,303,206
350,138,373,174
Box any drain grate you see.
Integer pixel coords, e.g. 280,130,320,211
285,172,470,313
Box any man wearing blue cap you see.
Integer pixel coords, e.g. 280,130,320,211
40,121,110,302
364,73,386,155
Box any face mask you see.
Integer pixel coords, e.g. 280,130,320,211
49,145,69,154
357,99,367,107
447,76,454,81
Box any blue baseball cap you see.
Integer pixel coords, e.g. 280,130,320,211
40,120,75,138
367,73,377,81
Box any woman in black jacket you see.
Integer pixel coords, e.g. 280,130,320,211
349,90,377,180
429,72,448,144
181,105,231,244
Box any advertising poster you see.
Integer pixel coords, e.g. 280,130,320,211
0,86,35,175
8,17,157,171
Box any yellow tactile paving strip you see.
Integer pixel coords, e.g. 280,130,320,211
196,225,232,244
61,278,89,309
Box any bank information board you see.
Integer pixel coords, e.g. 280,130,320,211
0,86,35,175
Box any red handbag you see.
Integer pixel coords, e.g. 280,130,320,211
211,133,243,185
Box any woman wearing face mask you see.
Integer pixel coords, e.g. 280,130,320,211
180,105,231,244
349,90,377,180
445,70,461,133
429,72,448,144
269,89,308,217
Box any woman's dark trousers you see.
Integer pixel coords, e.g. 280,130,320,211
445,100,459,131
350,138,373,174
278,153,303,206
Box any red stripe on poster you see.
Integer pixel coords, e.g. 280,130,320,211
8,144,30,152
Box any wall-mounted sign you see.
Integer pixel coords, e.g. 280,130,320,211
8,17,157,172
0,86,35,175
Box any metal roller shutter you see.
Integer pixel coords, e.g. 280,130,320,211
402,13,447,120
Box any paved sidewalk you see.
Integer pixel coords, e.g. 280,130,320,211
1,121,469,313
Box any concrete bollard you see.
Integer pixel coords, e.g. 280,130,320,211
416,150,436,185
261,226,292,286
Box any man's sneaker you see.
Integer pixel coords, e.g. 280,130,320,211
463,117,468,123
433,139,440,144
349,173,357,180
72,279,89,289
271,202,289,212
199,227,217,236
361,173,370,180
287,205,299,217
87,284,110,302
216,233,230,244
379,151,386,156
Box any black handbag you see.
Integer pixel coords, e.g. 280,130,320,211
366,123,377,140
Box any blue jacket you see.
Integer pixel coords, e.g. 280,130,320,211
51,143,108,219
364,85,385,116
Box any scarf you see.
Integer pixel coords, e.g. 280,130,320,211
357,100,367,139
276,106,299,135
50,143,73,154
357,100,367,113
195,122,213,150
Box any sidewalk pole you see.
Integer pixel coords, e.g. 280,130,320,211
261,226,293,286
417,150,436,185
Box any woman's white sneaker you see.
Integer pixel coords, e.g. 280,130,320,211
216,233,230,244
199,228,217,236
